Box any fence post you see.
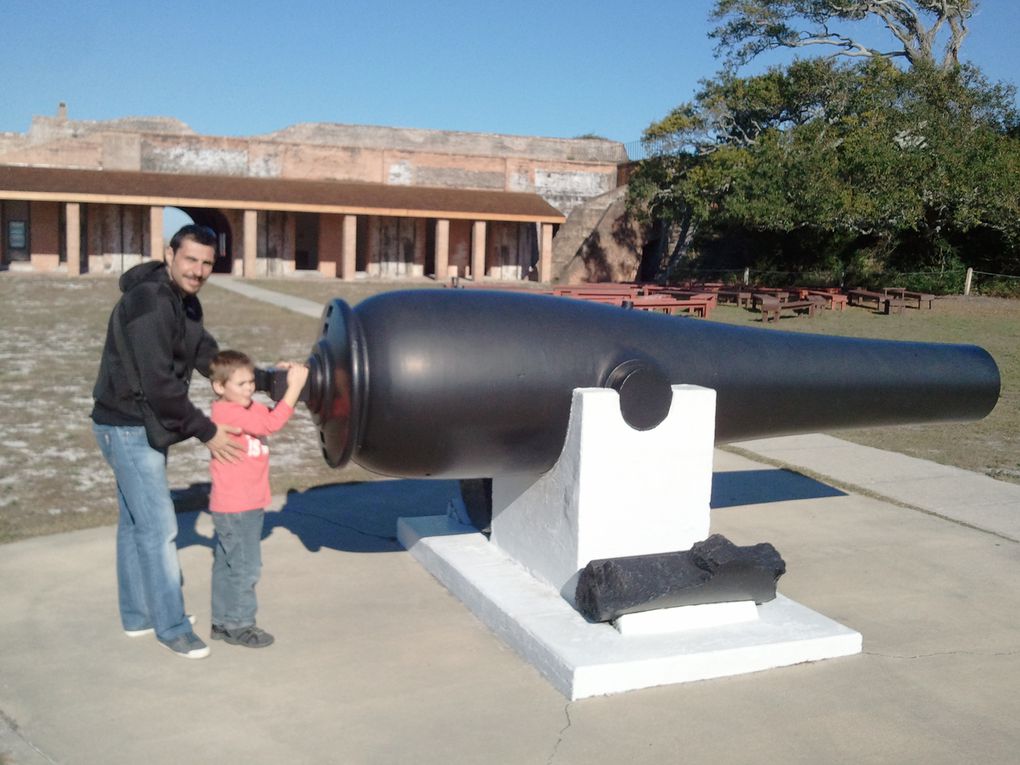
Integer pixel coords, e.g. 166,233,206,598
743,268,749,285
964,268,973,296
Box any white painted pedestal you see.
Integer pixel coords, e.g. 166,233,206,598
490,385,715,602
398,386,862,699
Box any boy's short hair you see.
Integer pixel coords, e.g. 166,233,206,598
210,350,254,386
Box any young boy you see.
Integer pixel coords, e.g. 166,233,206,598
207,350,308,649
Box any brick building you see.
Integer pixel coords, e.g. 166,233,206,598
0,105,638,282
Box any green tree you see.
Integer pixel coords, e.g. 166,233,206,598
629,58,1020,283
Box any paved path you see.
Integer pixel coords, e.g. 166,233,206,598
732,434,1020,542
3,281,1017,764
3,445,1019,764
209,275,325,318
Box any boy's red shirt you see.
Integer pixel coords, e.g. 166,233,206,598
209,399,294,513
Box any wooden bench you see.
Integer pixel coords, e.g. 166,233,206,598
806,290,848,311
908,291,935,310
760,298,818,323
884,297,906,315
884,288,935,309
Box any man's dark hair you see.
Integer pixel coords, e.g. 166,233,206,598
169,224,218,254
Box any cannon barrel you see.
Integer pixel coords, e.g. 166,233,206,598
297,289,999,479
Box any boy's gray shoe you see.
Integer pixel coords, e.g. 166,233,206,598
211,624,274,648
124,613,196,638
159,631,210,659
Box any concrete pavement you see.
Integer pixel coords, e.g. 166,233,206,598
4,280,1017,763
2,440,1019,764
731,433,1020,541
208,276,325,319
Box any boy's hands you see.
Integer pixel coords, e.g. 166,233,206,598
286,363,309,391
277,361,309,408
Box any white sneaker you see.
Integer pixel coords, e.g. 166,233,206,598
124,613,196,638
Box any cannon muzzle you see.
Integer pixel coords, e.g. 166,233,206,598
291,290,999,479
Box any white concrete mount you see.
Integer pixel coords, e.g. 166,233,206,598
398,385,862,699
489,385,716,603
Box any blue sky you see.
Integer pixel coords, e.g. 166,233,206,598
2,0,1017,148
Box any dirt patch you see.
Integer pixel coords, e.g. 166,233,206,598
0,274,387,543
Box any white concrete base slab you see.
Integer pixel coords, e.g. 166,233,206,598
398,515,863,700
613,600,759,636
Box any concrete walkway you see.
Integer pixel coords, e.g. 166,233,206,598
3,281,1017,763
2,441,1019,764
209,275,326,318
731,433,1020,542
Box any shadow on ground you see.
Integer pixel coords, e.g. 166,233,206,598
175,479,460,553
711,469,846,509
171,468,842,553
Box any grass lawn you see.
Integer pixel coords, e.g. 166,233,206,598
1,273,1015,544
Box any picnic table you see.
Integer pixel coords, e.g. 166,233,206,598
751,291,790,309
646,287,718,314
551,284,644,297
716,289,753,308
621,295,712,318
674,281,725,291
846,288,886,310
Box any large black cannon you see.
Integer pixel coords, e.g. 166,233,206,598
281,289,999,479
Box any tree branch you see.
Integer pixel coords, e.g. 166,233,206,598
711,0,977,70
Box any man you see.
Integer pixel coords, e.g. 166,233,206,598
92,224,243,659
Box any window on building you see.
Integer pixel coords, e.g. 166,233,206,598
7,221,27,250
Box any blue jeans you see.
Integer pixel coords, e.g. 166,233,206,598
93,423,193,642
210,509,264,631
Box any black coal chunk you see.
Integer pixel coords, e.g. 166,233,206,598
575,534,786,623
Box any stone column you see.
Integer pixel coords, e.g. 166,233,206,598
341,214,357,281
149,206,164,261
539,223,554,283
243,210,258,277
471,220,487,280
434,219,450,280
65,203,81,275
